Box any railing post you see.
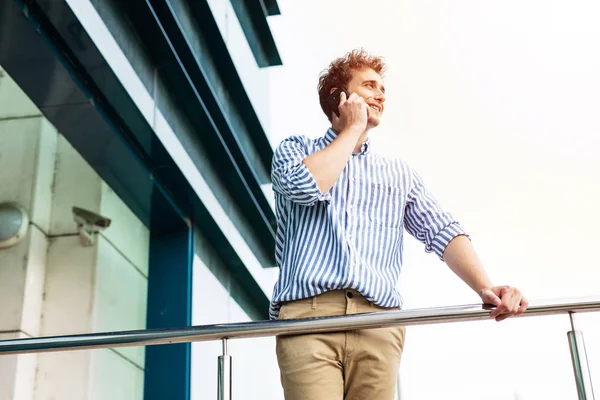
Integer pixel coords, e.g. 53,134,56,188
217,338,232,400
567,312,596,400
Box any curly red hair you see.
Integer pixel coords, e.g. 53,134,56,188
318,49,387,121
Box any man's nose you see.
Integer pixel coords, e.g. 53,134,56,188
375,90,386,103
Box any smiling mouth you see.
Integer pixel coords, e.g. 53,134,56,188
369,105,382,113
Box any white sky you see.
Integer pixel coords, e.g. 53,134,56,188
266,1,600,398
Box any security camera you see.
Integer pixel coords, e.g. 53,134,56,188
72,206,111,246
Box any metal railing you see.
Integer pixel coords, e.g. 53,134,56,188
1,296,598,399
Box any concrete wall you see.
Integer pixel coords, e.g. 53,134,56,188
0,66,149,400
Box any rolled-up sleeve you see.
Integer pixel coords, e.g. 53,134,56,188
271,136,332,206
403,170,468,260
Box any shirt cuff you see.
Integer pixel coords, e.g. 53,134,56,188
431,222,469,261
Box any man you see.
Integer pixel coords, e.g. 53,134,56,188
270,49,528,400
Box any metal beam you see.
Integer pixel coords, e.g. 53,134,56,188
228,0,283,67
1,296,599,355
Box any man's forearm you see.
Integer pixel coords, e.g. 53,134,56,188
442,235,493,296
303,127,363,194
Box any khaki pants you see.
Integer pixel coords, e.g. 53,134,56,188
276,289,406,400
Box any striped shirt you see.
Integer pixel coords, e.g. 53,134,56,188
269,128,467,319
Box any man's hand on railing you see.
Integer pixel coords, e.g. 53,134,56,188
480,286,529,321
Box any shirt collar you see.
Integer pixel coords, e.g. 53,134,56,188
324,128,371,155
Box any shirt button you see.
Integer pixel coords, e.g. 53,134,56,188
346,292,354,298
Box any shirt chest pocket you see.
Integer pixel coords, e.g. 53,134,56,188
367,184,404,229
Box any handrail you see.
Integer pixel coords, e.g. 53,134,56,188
0,296,599,356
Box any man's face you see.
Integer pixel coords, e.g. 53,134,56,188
345,67,386,128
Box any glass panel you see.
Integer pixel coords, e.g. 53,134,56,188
191,254,283,400
400,316,578,399
572,312,600,393
0,64,148,400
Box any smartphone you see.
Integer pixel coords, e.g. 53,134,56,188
326,88,351,118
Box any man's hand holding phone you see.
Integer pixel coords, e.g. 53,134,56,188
304,89,372,194
331,90,369,136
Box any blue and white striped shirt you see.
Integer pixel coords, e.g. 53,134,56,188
269,129,467,319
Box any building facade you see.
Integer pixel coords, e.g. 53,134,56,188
0,0,283,398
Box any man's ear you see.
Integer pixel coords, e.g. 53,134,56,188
329,87,337,95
